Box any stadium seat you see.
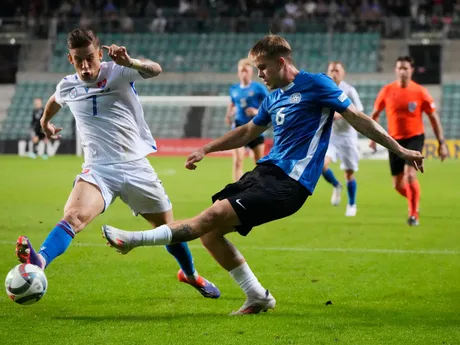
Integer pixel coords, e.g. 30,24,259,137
49,33,381,74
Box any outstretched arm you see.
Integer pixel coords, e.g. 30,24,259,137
341,104,424,171
426,111,448,161
102,44,162,79
40,95,63,140
185,121,267,170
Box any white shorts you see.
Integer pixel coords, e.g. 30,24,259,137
325,136,359,171
74,158,172,215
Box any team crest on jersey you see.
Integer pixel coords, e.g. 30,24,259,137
97,78,107,89
408,102,417,112
289,93,301,104
69,88,77,99
249,90,254,97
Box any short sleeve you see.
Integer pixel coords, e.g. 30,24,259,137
421,86,436,114
54,80,66,108
348,87,364,112
315,74,352,113
252,97,271,127
119,65,145,81
374,86,387,112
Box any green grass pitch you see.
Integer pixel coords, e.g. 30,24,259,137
0,156,459,345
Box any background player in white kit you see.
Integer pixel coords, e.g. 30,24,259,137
14,29,220,299
322,61,363,216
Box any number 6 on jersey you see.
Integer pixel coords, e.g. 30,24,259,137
276,107,285,125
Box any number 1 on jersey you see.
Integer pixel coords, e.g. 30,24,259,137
87,95,98,116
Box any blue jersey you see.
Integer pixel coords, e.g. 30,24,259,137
253,71,352,193
230,82,269,125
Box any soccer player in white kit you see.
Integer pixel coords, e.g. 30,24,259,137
15,29,220,298
322,62,363,216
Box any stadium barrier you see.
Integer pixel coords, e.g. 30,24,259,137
1,139,459,159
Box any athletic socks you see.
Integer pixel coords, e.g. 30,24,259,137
39,220,75,268
229,262,266,297
322,168,340,187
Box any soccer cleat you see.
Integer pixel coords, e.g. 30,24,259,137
177,269,221,299
407,216,419,227
15,236,45,269
345,204,357,217
231,290,276,315
331,184,342,206
101,225,134,255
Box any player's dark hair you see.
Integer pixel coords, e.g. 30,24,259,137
67,28,100,49
396,56,415,67
248,35,293,63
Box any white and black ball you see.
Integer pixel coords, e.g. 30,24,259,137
5,264,48,305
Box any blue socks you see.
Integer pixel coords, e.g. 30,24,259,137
165,243,196,277
347,179,357,206
39,220,75,268
323,169,340,187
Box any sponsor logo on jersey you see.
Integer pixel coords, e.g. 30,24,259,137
338,92,347,102
408,101,417,112
289,92,301,104
69,88,77,99
249,90,254,97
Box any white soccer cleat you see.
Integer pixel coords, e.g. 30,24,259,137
331,184,342,206
345,204,357,217
101,225,134,255
231,290,276,315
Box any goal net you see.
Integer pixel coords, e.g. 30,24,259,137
76,95,249,156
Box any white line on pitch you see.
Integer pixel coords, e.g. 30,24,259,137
0,240,458,256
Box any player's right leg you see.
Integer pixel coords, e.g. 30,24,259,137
232,147,245,181
16,179,105,269
200,228,275,314
404,164,420,226
322,153,342,206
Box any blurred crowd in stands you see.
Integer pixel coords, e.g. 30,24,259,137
1,0,460,38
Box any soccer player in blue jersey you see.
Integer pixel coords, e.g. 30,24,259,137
102,35,424,315
225,58,269,181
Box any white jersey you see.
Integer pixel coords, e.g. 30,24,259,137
54,61,157,165
332,80,364,138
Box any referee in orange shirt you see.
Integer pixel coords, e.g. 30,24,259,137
370,56,448,226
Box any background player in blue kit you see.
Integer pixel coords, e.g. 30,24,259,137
102,35,425,315
225,58,269,181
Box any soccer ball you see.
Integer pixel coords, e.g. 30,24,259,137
5,263,48,305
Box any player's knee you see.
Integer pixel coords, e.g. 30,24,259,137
406,172,417,184
345,170,354,180
234,158,243,170
63,208,90,233
200,202,228,230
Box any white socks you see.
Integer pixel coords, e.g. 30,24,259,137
131,225,173,246
229,262,266,297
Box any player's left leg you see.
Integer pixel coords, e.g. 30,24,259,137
404,164,420,226
106,158,220,298
322,144,342,206
200,228,275,314
338,139,359,216
141,211,220,299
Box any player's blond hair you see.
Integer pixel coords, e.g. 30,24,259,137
248,35,293,63
238,58,252,68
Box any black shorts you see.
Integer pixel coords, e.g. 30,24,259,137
389,133,425,176
235,121,264,149
32,128,45,140
212,163,311,236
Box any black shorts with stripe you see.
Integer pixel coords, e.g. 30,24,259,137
211,163,310,236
